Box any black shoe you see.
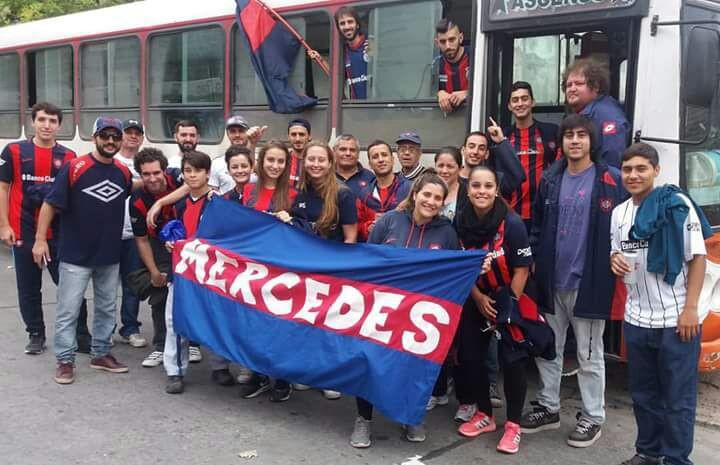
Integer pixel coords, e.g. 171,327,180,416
567,414,602,448
619,454,662,465
269,381,292,402
76,335,91,354
25,335,46,355
240,374,271,399
165,375,184,394
211,368,235,386
520,402,561,433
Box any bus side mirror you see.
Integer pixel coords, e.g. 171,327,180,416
683,27,720,108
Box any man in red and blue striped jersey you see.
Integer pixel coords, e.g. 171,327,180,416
436,19,470,113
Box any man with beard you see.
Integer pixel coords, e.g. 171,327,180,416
33,117,134,385
287,118,311,189
209,115,268,194
167,120,199,169
436,19,470,113
0,102,91,355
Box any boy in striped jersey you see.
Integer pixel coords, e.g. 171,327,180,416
611,143,710,465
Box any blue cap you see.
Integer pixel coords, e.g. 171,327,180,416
93,117,123,135
396,131,422,145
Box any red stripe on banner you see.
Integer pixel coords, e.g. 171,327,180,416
173,238,461,364
240,0,277,53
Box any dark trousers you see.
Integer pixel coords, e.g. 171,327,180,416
624,322,701,465
356,397,374,420
13,240,90,339
118,239,142,337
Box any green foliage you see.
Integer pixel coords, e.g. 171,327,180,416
0,0,139,26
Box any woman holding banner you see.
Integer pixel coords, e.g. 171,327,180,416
350,170,459,448
453,165,532,454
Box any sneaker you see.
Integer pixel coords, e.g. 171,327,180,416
189,346,203,363
293,383,311,391
89,354,129,373
619,454,662,465
54,362,74,384
350,417,372,448
497,421,522,454
489,383,503,408
117,333,147,348
141,351,163,367
426,394,449,411
25,335,46,355
269,382,292,402
404,423,426,442
323,389,341,400
562,357,579,377
520,403,561,433
454,404,478,423
458,411,496,437
240,374,271,399
165,375,184,394
211,368,235,386
236,366,254,384
567,416,602,448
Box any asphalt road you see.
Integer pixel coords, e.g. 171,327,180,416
0,247,716,465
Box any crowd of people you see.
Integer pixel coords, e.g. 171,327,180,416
0,48,710,465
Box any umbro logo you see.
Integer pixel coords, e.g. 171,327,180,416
82,180,124,203
0,158,5,166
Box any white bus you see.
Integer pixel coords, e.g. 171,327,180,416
0,0,718,361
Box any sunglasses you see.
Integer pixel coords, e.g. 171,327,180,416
97,132,122,142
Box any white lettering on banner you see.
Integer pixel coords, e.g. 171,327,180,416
324,285,366,330
403,302,449,355
295,278,330,325
206,250,238,293
262,272,301,316
175,239,210,283
228,262,269,305
359,291,405,345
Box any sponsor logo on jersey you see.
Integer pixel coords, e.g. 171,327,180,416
0,158,5,166
517,246,532,257
621,239,649,251
53,158,63,169
82,180,124,203
602,121,617,135
21,173,54,182
687,222,701,232
297,202,306,209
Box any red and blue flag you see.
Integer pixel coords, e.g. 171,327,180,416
171,199,485,425
235,0,317,113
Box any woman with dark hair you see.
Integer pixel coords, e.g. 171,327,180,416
434,146,466,220
242,141,296,213
350,170,460,449
453,165,532,455
222,146,254,203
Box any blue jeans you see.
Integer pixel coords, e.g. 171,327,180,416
55,262,120,364
118,239,142,337
624,322,701,465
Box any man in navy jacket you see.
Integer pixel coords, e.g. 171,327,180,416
521,114,625,448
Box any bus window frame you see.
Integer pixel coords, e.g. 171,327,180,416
145,22,227,144
24,44,76,141
78,34,142,141
0,51,21,139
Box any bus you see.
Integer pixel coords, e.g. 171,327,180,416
0,0,718,366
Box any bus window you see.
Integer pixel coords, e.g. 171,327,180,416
80,36,140,139
232,12,330,140
25,46,74,139
148,26,225,143
0,53,20,138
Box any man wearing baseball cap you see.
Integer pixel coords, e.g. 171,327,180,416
209,115,267,194
395,131,427,181
33,116,135,385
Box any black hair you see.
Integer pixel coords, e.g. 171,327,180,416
510,81,534,101
134,147,168,174
558,114,599,161
181,150,211,172
622,142,659,167
174,120,199,135
463,131,489,147
434,146,462,166
31,102,63,124
334,6,360,27
367,139,392,156
435,18,461,35
225,145,254,167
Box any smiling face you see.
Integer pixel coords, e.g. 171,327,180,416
508,88,534,120
335,138,359,171
175,125,198,153
621,155,659,201
94,130,123,158
304,146,332,182
337,13,360,42
562,126,592,163
564,71,598,112
467,168,499,213
435,153,460,187
227,126,249,146
288,125,310,153
227,154,253,186
31,110,60,145
413,182,445,222
139,160,168,195
462,134,489,168
182,164,209,190
368,144,394,177
122,128,144,152
262,147,288,181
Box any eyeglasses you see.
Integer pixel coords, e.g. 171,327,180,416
97,132,122,142
397,145,420,153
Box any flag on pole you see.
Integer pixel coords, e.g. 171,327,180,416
171,199,485,425
235,0,318,113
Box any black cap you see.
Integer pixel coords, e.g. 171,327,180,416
122,119,144,134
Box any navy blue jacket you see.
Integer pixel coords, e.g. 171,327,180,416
529,158,625,319
369,209,459,250
580,94,630,168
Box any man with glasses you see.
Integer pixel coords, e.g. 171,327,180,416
563,58,629,168
33,117,134,385
396,131,427,181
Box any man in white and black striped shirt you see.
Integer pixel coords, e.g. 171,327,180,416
611,143,708,465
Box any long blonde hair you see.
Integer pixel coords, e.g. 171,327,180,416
300,140,342,237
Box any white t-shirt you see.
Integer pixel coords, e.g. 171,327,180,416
114,153,140,240
610,193,708,328
209,156,235,194
167,152,182,170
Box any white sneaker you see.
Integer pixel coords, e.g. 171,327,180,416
117,333,147,348
293,383,311,391
189,346,203,363
454,404,478,422
426,395,449,411
142,350,163,367
236,366,254,384
323,389,341,400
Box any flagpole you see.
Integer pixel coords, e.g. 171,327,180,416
255,0,330,76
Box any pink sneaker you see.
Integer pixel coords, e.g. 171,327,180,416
497,421,521,454
458,411,496,437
